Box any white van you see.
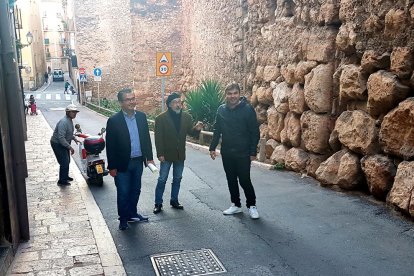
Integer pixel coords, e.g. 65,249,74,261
53,69,64,81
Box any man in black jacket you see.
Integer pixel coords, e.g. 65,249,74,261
106,88,155,230
209,83,260,219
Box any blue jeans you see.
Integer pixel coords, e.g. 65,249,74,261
155,160,185,204
114,158,143,222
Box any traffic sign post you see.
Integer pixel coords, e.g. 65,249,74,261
156,52,172,112
93,68,102,107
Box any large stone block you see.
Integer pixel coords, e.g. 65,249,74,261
305,28,337,63
315,149,362,190
306,153,328,178
390,47,413,79
367,70,410,117
304,64,334,114
289,83,308,115
263,66,281,82
256,87,274,105
267,106,285,142
255,104,268,124
259,123,268,139
280,112,301,147
255,66,264,81
301,111,333,154
361,51,390,74
339,64,367,102
318,0,340,25
334,110,380,155
385,9,408,38
387,161,414,216
266,139,280,159
285,147,309,173
294,61,318,84
281,64,296,85
273,82,291,114
379,98,414,160
361,155,396,201
270,144,290,164
336,23,357,54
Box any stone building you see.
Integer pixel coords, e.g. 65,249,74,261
73,0,414,218
17,0,47,90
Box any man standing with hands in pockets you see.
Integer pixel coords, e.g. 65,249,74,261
153,92,203,214
106,88,155,230
209,83,260,219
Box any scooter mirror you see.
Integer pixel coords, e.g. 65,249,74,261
100,127,106,134
75,124,81,130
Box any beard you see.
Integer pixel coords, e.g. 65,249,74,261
172,108,182,114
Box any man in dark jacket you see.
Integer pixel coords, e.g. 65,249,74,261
153,92,203,214
209,83,260,219
106,88,155,230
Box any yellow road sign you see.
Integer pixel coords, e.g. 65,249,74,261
156,52,172,77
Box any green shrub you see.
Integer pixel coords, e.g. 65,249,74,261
184,80,224,131
273,163,285,170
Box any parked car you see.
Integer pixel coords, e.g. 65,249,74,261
52,69,64,81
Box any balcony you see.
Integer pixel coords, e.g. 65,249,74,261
59,38,67,45
46,52,51,60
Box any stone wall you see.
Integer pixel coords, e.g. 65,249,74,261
74,0,134,101
244,0,414,218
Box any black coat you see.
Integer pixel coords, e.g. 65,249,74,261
209,97,260,157
106,110,153,172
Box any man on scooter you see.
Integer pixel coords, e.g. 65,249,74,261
50,104,80,186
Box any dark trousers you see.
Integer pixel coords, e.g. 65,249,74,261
51,141,70,182
222,155,256,208
114,158,144,222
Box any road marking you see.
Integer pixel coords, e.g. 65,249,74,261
36,94,41,99
46,94,51,100
56,94,61,100
49,107,65,111
65,95,71,101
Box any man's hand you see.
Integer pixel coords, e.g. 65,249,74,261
109,169,117,177
210,151,217,160
194,121,204,131
250,156,257,161
74,138,80,145
158,156,165,162
147,160,155,166
69,147,74,155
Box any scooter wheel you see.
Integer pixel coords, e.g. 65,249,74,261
88,175,103,186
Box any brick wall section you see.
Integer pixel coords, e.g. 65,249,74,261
74,0,134,100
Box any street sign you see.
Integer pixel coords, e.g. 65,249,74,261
79,67,85,75
156,52,172,77
79,74,87,83
93,68,102,82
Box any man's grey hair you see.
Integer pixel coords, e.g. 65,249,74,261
117,88,133,102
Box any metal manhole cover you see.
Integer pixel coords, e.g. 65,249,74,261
150,249,227,276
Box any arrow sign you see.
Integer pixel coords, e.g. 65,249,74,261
160,54,169,63
93,68,102,77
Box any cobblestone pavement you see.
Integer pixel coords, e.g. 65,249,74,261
8,112,126,276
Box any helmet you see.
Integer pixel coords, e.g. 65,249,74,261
65,104,79,112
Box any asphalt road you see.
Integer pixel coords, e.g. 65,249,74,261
38,81,414,276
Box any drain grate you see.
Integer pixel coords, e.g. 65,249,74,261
150,249,227,276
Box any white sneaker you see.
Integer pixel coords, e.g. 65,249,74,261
223,204,242,215
248,206,260,219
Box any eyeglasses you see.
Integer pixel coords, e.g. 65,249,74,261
122,98,136,103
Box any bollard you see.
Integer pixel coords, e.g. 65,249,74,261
258,138,266,162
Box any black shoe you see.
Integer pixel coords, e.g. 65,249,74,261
57,180,71,186
119,221,129,231
170,201,184,210
67,177,74,181
153,204,163,214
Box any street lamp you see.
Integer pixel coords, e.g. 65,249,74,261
25,31,33,45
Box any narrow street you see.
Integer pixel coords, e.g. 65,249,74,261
37,83,414,276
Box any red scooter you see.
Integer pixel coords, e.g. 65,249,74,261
75,124,108,186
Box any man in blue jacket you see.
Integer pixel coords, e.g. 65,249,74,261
106,88,155,230
209,83,260,219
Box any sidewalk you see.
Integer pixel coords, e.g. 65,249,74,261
7,112,125,275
